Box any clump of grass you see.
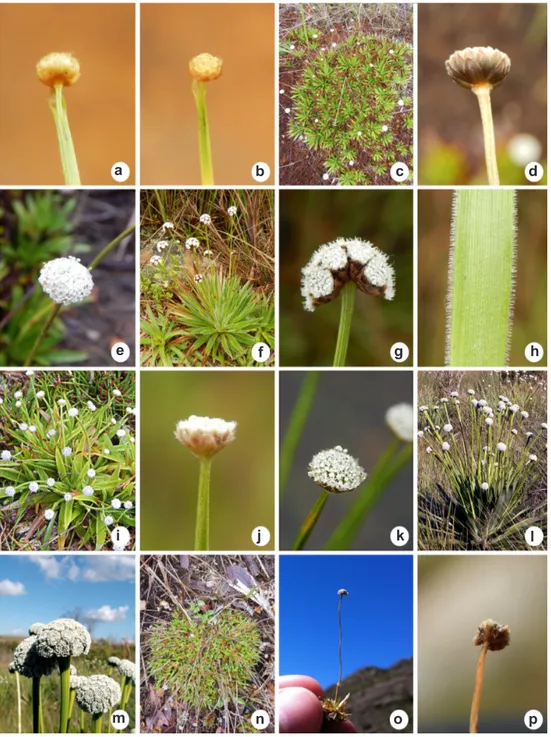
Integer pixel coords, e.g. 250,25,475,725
0,371,136,551
284,34,412,184
147,606,260,711
418,372,547,550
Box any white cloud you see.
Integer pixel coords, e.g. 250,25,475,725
27,556,64,580
0,579,26,596
80,557,135,583
85,605,129,622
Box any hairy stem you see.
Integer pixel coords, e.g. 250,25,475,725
333,282,356,367
472,85,499,185
50,84,80,185
280,372,320,496
58,656,71,733
470,642,489,733
195,458,212,550
192,80,214,185
293,490,329,550
23,303,61,367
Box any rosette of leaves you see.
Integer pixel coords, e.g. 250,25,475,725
288,34,413,184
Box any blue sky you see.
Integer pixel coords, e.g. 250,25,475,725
0,555,135,642
280,555,413,688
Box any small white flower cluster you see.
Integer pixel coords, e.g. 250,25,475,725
156,240,169,252
75,674,121,714
149,254,162,266
385,403,414,443
36,618,91,658
199,214,211,225
228,206,238,217
175,415,237,459
194,274,203,283
185,237,200,249
308,445,367,493
162,222,174,230
301,237,395,312
38,256,94,306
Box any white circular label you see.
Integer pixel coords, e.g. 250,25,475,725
111,162,130,183
524,709,544,730
389,709,409,730
111,710,130,730
525,526,544,547
111,526,130,548
390,163,410,183
390,342,409,363
390,526,409,547
251,710,270,730
111,342,130,363
525,342,544,363
252,162,271,183
252,342,270,363
251,526,270,547
524,162,544,183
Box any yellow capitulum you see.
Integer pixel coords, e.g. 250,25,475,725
189,53,223,82
36,52,81,87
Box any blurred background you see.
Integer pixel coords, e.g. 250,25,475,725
418,189,547,366
141,4,274,185
140,371,274,550
280,371,413,550
0,4,135,186
418,555,547,733
418,3,547,185
279,190,413,366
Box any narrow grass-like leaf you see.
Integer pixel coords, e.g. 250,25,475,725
446,190,516,366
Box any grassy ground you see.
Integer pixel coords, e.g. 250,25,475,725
418,371,547,550
140,555,274,733
0,637,135,733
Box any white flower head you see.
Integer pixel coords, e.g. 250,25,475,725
149,254,162,266
113,389,122,397
68,408,78,417
116,429,126,438
385,403,413,443
308,445,366,493
123,501,133,509
467,389,475,395
87,401,96,411
5,486,15,497
529,454,538,462
82,486,94,496
426,446,433,453
382,125,389,132
62,446,72,457
162,222,174,230
481,482,489,490
38,256,94,306
111,499,121,509
15,401,21,408
156,241,169,252
485,417,493,425
47,430,56,438
14,391,22,399
228,206,238,217
104,516,114,526
58,399,66,406
441,442,450,451
520,411,529,419
29,425,36,433
86,469,96,478
46,478,55,487
199,214,211,225
29,482,39,492
175,415,237,459
44,509,55,521
443,423,453,433
185,237,200,249
64,493,72,502
1,450,11,461
19,423,28,431
301,237,395,312
194,274,203,283
497,442,507,452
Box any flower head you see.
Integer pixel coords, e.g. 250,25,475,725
87,401,97,411
481,482,489,490
35,618,91,658
124,501,133,509
29,482,39,493
111,499,122,509
104,516,114,526
1,450,11,461
308,445,367,494
194,274,203,283
228,206,238,217
156,240,169,252
162,222,174,230
82,486,94,496
445,47,511,91
64,493,72,502
496,442,507,452
38,257,94,306
75,674,121,714
44,509,55,521
175,415,237,459
62,446,72,457
86,469,96,478
473,619,510,652
441,442,450,451
189,54,223,83
68,408,78,417
36,52,81,87
385,403,413,442
199,213,212,225
46,478,56,487
301,237,395,312
149,254,162,266
443,423,453,433
117,659,136,682
13,636,57,678
5,486,15,497
185,237,200,249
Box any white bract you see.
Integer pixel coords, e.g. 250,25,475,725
308,445,367,493
175,415,237,459
38,256,94,306
301,237,395,312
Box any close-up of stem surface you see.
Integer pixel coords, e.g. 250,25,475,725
446,190,516,366
333,281,356,367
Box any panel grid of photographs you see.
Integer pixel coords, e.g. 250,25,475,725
0,0,547,735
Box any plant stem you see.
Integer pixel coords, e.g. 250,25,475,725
472,85,499,185
16,672,21,734
334,593,346,702
88,225,136,269
50,84,81,185
470,642,489,733
58,656,71,733
67,689,76,732
326,441,412,550
333,282,356,367
195,458,212,550
23,303,61,367
92,713,103,733
79,710,85,733
280,372,320,497
192,80,214,185
293,490,329,550
32,677,42,734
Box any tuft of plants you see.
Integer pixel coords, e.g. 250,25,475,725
0,371,135,551
147,604,261,713
286,34,412,184
418,373,547,551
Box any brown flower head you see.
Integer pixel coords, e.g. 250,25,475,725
445,47,511,91
189,53,223,83
37,52,81,87
473,618,510,652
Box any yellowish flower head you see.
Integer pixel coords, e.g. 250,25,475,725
189,53,223,83
37,52,81,87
